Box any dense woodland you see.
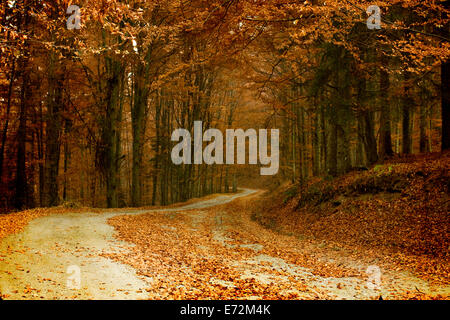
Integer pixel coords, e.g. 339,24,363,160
0,0,448,209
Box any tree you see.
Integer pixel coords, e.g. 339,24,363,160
442,1,450,151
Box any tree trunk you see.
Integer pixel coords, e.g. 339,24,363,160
15,65,29,209
151,94,161,205
358,110,378,165
358,75,378,165
0,57,15,181
356,117,366,166
402,73,412,154
442,59,450,151
419,102,429,153
327,121,338,177
63,120,71,201
379,54,393,158
42,57,64,207
441,0,450,151
102,57,124,208
14,2,31,208
131,64,148,207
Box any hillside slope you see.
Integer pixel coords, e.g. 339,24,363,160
253,153,450,287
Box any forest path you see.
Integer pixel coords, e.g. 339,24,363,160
104,190,449,300
1,189,448,299
0,189,256,299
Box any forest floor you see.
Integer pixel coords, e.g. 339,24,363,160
252,153,450,299
1,181,448,299
0,190,253,299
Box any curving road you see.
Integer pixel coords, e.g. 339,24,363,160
1,188,448,300
0,189,256,299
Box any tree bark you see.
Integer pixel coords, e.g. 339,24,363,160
379,54,393,158
327,121,338,177
42,56,64,207
15,64,29,209
131,63,149,207
419,101,429,153
402,72,412,154
102,57,124,208
442,58,450,151
0,57,15,181
441,0,450,151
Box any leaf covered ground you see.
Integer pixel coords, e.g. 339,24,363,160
0,207,83,241
253,153,450,292
106,186,449,300
1,153,449,300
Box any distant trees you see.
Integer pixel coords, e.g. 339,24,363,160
239,0,449,182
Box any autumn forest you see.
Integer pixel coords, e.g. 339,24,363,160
0,0,449,301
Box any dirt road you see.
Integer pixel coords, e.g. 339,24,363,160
0,190,254,299
0,189,448,299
